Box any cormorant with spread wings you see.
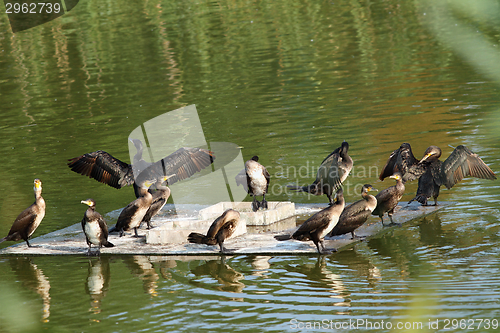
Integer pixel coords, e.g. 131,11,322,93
379,143,496,205
68,139,215,198
288,141,352,205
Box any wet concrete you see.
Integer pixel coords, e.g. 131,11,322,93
0,202,453,256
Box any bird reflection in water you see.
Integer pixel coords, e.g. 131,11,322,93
9,257,51,322
190,257,245,294
123,256,160,297
284,256,347,306
85,257,111,315
248,255,271,278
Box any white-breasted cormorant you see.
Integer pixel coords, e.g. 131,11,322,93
67,139,215,198
108,179,155,237
288,141,352,205
188,209,241,253
380,143,496,205
0,179,45,247
275,188,345,254
81,199,114,255
329,184,377,239
372,173,405,225
245,156,270,211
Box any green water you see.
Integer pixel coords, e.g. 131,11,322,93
1,0,500,331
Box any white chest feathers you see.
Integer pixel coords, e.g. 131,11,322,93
85,221,102,245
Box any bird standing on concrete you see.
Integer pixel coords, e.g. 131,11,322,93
245,156,270,211
329,184,377,239
0,179,45,248
81,199,114,255
275,188,345,254
188,209,241,253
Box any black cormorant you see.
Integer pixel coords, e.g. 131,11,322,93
188,209,241,253
0,179,45,247
275,188,345,254
108,179,155,237
67,139,215,198
329,184,377,239
140,181,171,229
380,143,496,205
372,173,405,225
288,141,352,205
81,199,114,255
245,156,270,211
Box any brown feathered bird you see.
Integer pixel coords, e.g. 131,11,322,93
380,143,496,205
188,209,241,253
372,173,405,225
275,188,345,254
329,184,377,239
67,138,215,198
0,179,45,247
288,141,352,205
81,199,114,255
140,181,171,229
108,179,156,237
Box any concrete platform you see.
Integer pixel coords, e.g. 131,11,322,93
0,202,453,256
199,201,295,226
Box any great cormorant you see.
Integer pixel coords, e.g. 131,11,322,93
67,139,215,198
81,199,114,255
372,173,405,225
140,181,171,229
188,209,241,253
0,179,45,247
288,141,352,205
245,156,270,211
380,143,496,205
275,188,345,254
108,179,156,237
329,184,377,239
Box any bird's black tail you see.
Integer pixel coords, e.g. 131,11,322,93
104,240,114,247
0,236,6,244
188,232,217,245
408,195,427,205
274,234,292,241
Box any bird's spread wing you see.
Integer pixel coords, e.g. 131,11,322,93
380,143,419,180
138,147,215,185
68,150,134,189
440,145,497,189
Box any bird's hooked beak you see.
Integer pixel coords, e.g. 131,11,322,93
389,174,401,181
419,152,434,164
368,186,378,192
81,199,92,206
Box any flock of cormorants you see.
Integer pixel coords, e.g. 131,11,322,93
0,140,496,255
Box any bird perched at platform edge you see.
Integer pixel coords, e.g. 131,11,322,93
81,198,114,255
372,173,405,225
379,143,496,206
0,179,45,248
329,184,377,239
275,187,345,254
